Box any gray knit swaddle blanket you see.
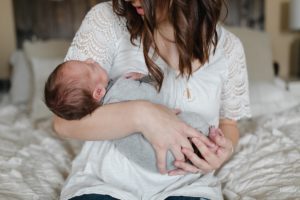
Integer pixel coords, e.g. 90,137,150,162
103,76,210,172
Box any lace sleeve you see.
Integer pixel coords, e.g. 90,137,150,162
219,30,251,121
64,2,126,72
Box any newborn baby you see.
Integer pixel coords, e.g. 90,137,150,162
45,59,211,172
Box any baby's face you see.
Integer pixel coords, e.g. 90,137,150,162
65,60,109,90
83,59,109,88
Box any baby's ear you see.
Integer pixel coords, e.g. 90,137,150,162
92,86,106,101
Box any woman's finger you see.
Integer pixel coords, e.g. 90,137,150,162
181,147,212,172
170,146,185,162
199,135,218,149
214,134,231,150
168,169,188,176
183,126,216,149
190,138,221,169
182,124,202,138
155,148,168,174
190,132,217,149
173,160,201,174
208,129,234,163
209,128,232,151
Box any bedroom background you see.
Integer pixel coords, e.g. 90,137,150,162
0,0,300,199
1,0,300,91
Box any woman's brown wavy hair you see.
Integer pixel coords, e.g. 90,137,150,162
112,0,227,90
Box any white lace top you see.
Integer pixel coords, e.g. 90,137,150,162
61,2,251,200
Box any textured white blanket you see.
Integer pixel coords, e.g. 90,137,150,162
0,101,299,199
0,103,81,200
217,105,300,200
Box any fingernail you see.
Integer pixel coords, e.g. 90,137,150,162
217,129,224,137
160,170,167,174
192,137,198,143
181,148,187,153
208,142,216,148
169,171,177,176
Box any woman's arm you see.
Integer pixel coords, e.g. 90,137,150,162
53,100,212,174
219,118,239,147
53,101,143,140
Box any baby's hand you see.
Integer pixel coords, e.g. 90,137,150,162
124,72,146,80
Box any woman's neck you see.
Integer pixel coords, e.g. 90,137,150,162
156,22,175,43
153,22,201,73
154,23,179,70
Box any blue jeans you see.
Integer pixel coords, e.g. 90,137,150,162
69,194,209,200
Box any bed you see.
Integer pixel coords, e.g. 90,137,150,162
0,27,299,200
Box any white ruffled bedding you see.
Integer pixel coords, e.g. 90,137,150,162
0,96,81,200
0,96,299,200
217,105,300,200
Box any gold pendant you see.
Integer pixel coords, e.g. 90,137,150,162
183,87,194,102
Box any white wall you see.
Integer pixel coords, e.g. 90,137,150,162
265,0,300,78
0,0,16,79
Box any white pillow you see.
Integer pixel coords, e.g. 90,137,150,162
9,40,70,106
249,81,299,117
9,51,32,104
29,57,64,122
226,27,274,82
24,39,70,59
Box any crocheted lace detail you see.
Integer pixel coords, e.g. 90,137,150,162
65,2,127,70
65,3,251,120
219,29,251,120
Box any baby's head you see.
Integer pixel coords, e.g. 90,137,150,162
44,59,109,120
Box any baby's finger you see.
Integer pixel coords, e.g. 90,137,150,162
124,72,144,80
172,108,181,115
124,73,134,79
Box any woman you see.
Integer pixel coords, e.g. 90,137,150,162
56,0,251,199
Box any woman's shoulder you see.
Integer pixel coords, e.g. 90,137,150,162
85,2,127,32
90,2,117,19
216,25,245,58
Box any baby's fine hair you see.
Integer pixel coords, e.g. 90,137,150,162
44,61,100,120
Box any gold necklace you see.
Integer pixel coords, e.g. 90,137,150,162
183,76,193,101
176,72,193,102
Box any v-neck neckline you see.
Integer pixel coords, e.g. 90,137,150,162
155,54,209,78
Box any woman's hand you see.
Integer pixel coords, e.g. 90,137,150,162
168,126,236,176
137,102,216,174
